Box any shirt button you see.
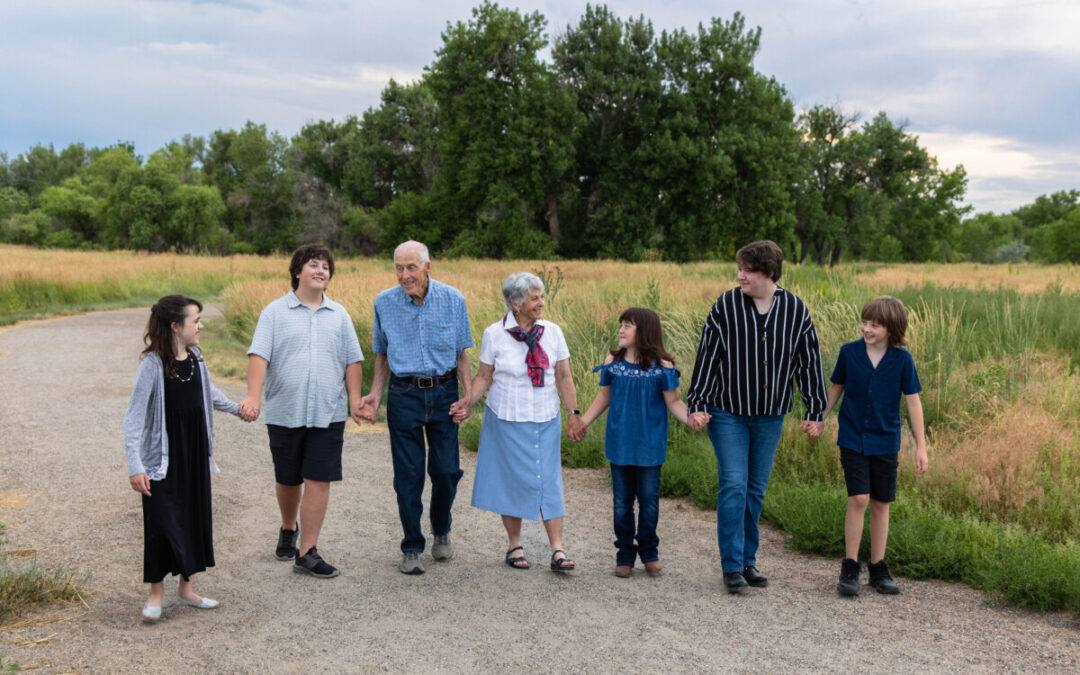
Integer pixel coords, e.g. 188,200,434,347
535,444,539,448
537,475,541,479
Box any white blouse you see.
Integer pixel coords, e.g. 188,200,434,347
479,314,570,422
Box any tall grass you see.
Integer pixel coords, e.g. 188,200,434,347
0,524,84,626
0,244,281,325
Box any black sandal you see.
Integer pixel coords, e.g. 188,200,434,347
505,546,530,569
550,549,575,572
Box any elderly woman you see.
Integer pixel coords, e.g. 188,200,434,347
462,272,584,571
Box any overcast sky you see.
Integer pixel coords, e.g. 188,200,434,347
2,0,1077,215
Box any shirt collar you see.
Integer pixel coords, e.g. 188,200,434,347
286,289,331,310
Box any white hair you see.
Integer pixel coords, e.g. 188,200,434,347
394,240,430,264
502,272,545,313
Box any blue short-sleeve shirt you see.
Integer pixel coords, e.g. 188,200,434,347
595,359,680,466
831,339,921,455
372,278,472,377
247,290,364,428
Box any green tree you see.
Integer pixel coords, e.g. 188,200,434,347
203,122,300,253
553,5,662,260
651,13,799,260
426,1,575,257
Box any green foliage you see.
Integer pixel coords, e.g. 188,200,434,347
0,524,85,626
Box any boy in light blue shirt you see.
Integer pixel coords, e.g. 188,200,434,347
241,244,364,579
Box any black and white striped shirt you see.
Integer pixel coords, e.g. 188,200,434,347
687,287,828,421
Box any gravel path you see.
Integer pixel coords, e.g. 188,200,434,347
0,308,1077,673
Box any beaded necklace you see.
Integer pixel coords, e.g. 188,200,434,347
174,354,196,383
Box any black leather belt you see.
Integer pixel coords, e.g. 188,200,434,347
391,369,457,389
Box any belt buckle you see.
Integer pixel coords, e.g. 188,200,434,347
416,376,435,389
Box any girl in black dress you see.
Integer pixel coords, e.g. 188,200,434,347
124,295,247,622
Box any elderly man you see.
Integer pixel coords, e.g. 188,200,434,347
360,241,473,574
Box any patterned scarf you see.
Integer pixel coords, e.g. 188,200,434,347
506,321,549,387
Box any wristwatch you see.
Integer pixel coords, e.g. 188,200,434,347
568,409,581,415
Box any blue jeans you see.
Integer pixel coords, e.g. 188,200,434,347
706,409,785,573
386,377,463,553
610,464,662,567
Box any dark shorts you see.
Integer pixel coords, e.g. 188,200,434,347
267,422,345,485
839,448,898,503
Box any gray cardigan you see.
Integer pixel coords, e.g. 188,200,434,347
123,347,240,479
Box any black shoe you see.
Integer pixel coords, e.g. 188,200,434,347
867,559,900,594
275,525,299,561
837,558,861,596
742,566,768,587
723,572,749,594
293,547,339,578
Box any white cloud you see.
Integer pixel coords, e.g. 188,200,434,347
145,41,226,56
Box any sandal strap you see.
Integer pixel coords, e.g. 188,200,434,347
506,545,524,556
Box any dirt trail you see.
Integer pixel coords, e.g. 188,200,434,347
0,308,1076,672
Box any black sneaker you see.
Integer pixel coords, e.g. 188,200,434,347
293,547,339,578
867,559,899,594
837,558,861,596
275,525,299,561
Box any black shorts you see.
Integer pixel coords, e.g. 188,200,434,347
267,422,345,485
839,448,898,503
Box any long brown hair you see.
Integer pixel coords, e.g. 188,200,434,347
142,295,203,378
609,307,675,370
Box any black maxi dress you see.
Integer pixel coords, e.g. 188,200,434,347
142,358,215,583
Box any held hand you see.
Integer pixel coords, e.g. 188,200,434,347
350,397,366,426
129,473,151,496
915,447,929,474
358,393,379,424
688,412,710,432
449,397,471,425
566,414,585,441
239,396,260,422
568,420,587,442
799,420,824,439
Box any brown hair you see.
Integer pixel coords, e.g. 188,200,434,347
142,295,203,378
289,244,335,291
610,307,675,370
861,295,908,347
735,240,784,282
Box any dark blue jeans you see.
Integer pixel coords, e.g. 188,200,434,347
706,409,785,573
386,377,463,553
610,463,662,567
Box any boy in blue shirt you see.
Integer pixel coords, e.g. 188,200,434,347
823,296,928,596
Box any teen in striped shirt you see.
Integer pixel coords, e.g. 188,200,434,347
687,240,828,593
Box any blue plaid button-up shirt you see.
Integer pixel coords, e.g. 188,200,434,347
372,278,472,377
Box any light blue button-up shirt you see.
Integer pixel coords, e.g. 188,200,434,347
248,290,364,428
372,278,472,377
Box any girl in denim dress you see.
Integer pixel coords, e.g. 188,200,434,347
574,308,698,577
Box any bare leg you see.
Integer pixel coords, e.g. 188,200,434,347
276,483,302,531
146,581,164,609
501,515,523,550
543,515,572,565
845,494,870,560
868,499,891,563
177,575,202,603
298,480,330,555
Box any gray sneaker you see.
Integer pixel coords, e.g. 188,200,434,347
400,551,425,575
432,535,454,562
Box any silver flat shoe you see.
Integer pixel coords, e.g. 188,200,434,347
141,605,162,623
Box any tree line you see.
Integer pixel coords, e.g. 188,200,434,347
0,3,1076,263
